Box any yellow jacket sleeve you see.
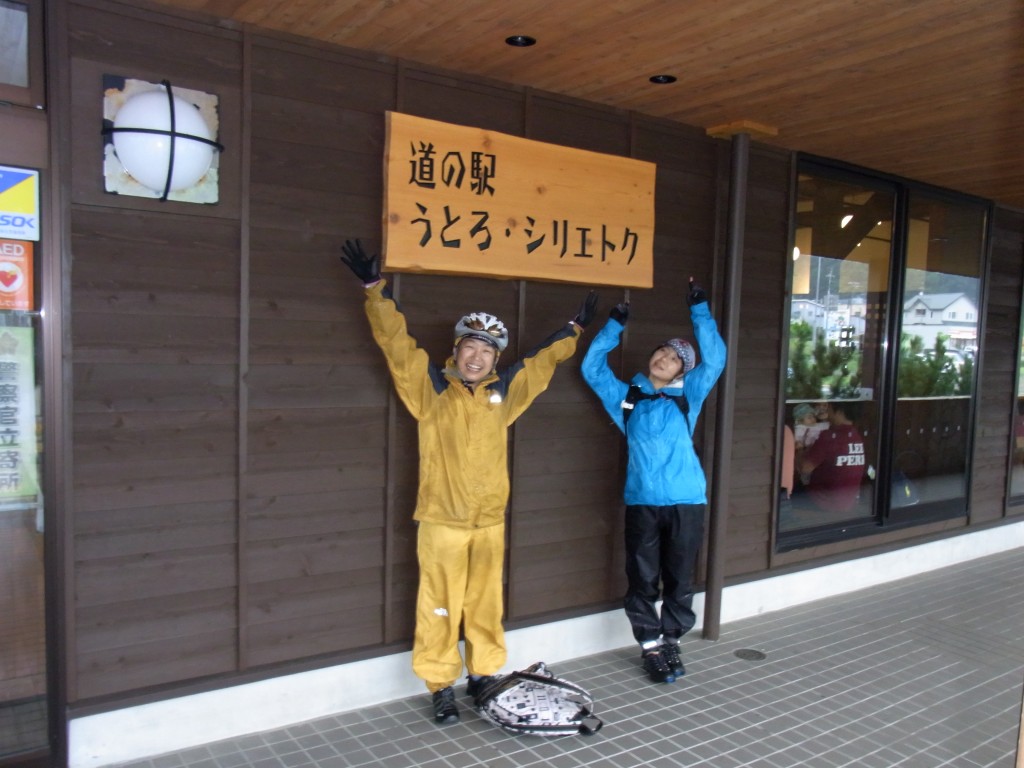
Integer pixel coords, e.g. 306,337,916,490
363,280,437,421
501,324,582,425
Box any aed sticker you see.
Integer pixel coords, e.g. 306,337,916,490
0,239,34,311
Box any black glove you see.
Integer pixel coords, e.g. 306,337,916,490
610,302,629,324
574,290,598,328
340,239,381,285
688,277,708,307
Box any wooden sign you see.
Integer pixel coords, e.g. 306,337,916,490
383,111,655,288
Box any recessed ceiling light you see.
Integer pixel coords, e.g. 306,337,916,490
649,74,677,84
506,35,537,47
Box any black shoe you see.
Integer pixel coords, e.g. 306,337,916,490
660,641,685,678
432,687,459,724
466,674,500,701
642,649,676,684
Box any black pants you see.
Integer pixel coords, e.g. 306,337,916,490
623,503,705,646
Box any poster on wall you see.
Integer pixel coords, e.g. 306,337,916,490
0,166,39,242
0,239,34,311
0,326,39,503
383,111,655,288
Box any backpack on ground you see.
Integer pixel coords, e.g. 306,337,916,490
473,662,603,737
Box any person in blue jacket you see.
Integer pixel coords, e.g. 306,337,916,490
581,278,726,684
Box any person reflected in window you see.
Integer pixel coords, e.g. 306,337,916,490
793,402,827,450
796,401,867,513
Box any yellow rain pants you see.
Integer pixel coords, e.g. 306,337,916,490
413,521,506,692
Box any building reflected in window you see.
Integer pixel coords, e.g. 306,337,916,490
780,163,988,547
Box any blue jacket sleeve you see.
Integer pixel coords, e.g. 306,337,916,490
581,318,630,433
683,301,727,414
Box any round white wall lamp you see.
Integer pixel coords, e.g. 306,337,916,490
105,80,224,201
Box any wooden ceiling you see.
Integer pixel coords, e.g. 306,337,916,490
149,0,1024,210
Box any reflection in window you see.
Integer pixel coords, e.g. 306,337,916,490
780,164,990,548
0,1,29,88
780,171,894,536
1010,315,1024,498
891,193,984,516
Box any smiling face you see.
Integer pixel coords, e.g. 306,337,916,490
648,346,684,389
455,336,498,385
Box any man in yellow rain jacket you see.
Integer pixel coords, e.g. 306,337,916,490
341,240,597,724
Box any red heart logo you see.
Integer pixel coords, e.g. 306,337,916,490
0,270,18,288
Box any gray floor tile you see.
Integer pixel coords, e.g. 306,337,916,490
108,547,1024,768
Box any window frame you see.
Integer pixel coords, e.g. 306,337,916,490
777,156,992,553
1007,287,1024,506
0,0,44,110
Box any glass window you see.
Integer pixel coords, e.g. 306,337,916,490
1013,332,1024,499
0,0,42,109
0,314,46,761
779,162,989,549
891,192,985,520
0,1,29,87
780,169,895,541
0,167,45,757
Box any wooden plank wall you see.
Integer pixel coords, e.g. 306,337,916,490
61,0,1022,712
67,0,245,701
726,147,792,575
972,207,1024,522
244,38,398,668
63,0,735,705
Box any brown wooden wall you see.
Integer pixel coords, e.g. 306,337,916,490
59,0,1024,711
61,0,743,706
726,147,792,573
973,207,1024,522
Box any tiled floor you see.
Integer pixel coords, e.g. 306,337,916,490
0,696,47,756
0,511,47,703
114,548,1024,768
0,508,47,757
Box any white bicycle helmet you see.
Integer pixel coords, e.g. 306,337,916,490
454,312,509,352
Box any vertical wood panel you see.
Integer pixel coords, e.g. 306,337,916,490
61,0,1021,714
398,66,525,135
972,207,1024,521
508,283,621,620
70,190,241,699
242,41,397,666
725,147,791,576
526,95,631,156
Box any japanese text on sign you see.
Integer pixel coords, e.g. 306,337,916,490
384,112,655,288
